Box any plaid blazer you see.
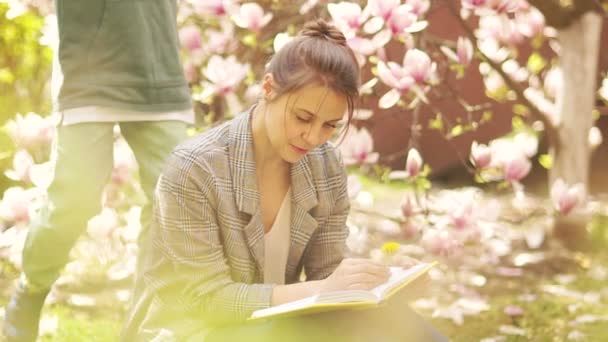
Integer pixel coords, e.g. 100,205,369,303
122,110,350,341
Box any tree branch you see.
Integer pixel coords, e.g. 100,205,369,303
443,0,559,149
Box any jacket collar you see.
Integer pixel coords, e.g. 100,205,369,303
228,108,319,275
228,108,319,215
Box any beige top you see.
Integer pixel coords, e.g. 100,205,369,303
264,188,292,285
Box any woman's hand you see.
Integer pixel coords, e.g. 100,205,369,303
320,258,390,293
390,254,423,269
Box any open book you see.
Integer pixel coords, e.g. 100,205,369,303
250,261,437,320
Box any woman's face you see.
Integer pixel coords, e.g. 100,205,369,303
264,82,348,164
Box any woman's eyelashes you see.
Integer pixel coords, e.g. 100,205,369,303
295,114,339,129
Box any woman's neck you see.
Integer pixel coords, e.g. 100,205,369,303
251,103,290,176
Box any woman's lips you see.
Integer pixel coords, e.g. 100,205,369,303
291,144,309,154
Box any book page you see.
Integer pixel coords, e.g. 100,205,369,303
250,291,377,320
370,263,433,300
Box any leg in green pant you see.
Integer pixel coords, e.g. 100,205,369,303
3,120,187,342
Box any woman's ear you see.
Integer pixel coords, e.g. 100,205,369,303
261,73,276,101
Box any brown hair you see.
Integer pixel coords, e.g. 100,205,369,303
264,19,360,136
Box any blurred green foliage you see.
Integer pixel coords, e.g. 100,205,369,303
0,3,52,125
0,3,52,193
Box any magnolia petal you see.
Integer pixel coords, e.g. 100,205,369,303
372,28,392,48
405,20,428,33
364,16,385,34
440,45,459,63
379,88,401,109
359,77,378,95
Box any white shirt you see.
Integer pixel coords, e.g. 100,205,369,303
60,106,194,126
264,188,292,285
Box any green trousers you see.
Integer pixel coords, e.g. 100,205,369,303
21,120,187,289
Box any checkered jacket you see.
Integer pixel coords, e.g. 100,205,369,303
122,110,350,341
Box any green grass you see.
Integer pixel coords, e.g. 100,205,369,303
38,306,122,342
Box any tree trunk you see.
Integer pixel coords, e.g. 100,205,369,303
549,11,603,249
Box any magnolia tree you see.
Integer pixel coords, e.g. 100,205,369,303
176,0,606,245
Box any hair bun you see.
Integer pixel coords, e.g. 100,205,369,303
300,19,347,46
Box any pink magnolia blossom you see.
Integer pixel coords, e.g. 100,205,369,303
515,7,545,37
231,3,273,33
87,208,119,240
470,141,491,169
405,148,423,177
273,32,294,53
503,156,531,182
504,305,524,316
598,76,608,102
347,175,363,200
0,187,31,226
523,87,558,125
328,2,369,37
486,137,533,182
368,0,400,22
385,5,418,36
461,0,487,10
487,0,520,14
456,37,474,65
183,61,197,83
420,229,461,256
544,67,563,100
206,22,237,55
477,15,524,46
550,179,585,215
6,112,56,152
377,60,415,92
179,25,202,52
450,201,474,230
192,0,234,16
111,140,136,185
400,192,417,217
377,59,414,108
201,55,249,98
441,37,474,66
347,37,377,57
405,0,430,16
5,150,34,183
403,48,435,84
589,126,603,149
401,220,421,240
513,132,538,158
339,125,380,165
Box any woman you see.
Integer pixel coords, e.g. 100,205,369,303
123,20,447,342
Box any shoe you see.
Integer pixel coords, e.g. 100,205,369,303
2,280,49,342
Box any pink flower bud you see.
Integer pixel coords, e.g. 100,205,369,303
401,221,420,240
406,148,423,178
503,157,531,182
504,305,524,316
179,25,202,52
470,141,491,169
401,193,416,217
550,179,585,215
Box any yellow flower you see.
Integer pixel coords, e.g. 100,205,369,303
381,241,400,256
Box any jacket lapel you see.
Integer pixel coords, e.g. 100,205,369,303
228,111,265,274
228,109,321,279
287,154,319,273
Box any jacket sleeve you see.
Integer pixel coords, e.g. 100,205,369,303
150,149,274,325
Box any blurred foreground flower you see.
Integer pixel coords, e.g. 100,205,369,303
339,125,379,165
550,179,585,215
231,2,273,33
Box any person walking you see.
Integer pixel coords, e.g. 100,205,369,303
2,1,193,341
